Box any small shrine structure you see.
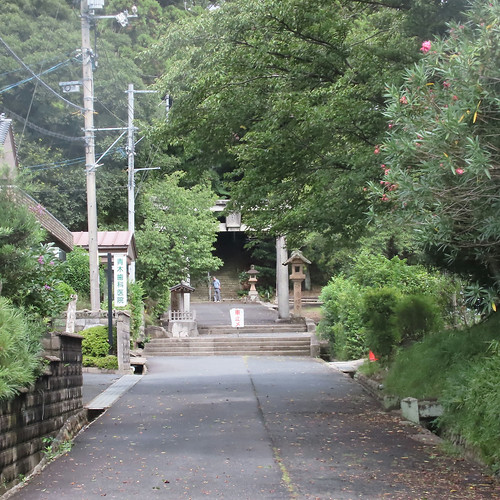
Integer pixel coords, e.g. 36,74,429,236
284,250,311,317
168,281,198,337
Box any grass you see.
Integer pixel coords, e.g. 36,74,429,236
381,314,500,473
383,314,500,399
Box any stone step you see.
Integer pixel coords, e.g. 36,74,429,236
143,335,312,357
198,324,308,335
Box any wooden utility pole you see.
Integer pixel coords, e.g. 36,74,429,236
81,0,100,310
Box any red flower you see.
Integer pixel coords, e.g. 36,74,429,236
420,40,431,53
374,147,380,154
443,81,450,89
456,168,464,175
399,96,408,105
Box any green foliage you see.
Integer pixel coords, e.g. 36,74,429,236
362,288,400,359
127,281,145,342
83,355,118,371
136,173,222,312
439,341,500,473
395,294,443,343
0,297,44,400
81,325,115,358
57,247,91,298
318,275,366,360
383,314,500,472
0,187,45,299
384,315,500,399
369,0,500,290
14,243,73,321
319,251,454,360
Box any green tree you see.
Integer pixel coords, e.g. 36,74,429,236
150,0,467,248
369,1,500,292
136,172,221,310
0,185,44,299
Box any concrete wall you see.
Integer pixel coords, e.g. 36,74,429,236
0,333,85,494
53,309,131,372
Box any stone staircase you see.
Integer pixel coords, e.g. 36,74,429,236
191,264,244,302
143,332,312,357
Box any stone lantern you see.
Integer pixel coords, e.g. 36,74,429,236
246,265,260,302
284,250,311,317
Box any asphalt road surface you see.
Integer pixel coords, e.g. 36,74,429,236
7,356,499,499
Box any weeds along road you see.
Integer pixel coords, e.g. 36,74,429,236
7,356,499,499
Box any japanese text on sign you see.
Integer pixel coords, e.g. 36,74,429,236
114,253,128,306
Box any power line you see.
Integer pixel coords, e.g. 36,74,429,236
0,34,84,112
3,107,84,143
0,58,77,94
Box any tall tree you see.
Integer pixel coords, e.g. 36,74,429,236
150,0,467,248
135,172,221,309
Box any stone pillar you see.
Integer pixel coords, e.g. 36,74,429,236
116,311,131,372
65,294,78,333
276,236,290,320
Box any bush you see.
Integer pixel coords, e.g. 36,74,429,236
362,287,400,359
0,297,44,400
57,247,91,297
94,355,119,370
318,275,366,360
81,325,116,358
127,281,145,342
395,294,443,343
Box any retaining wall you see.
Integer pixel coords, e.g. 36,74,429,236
0,333,84,494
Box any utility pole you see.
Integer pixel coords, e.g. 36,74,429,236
81,0,100,311
127,84,135,282
126,84,159,283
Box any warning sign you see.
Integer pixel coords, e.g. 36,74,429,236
230,308,244,328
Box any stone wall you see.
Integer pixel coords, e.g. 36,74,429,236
53,309,131,372
0,333,85,494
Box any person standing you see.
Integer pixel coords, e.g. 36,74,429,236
212,276,221,302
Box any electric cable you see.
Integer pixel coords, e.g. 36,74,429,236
0,34,84,112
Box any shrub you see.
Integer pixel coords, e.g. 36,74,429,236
362,287,400,359
94,355,118,370
127,281,145,342
0,297,44,400
81,325,116,358
395,294,443,343
318,275,366,360
57,247,91,297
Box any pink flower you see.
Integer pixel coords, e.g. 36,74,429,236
44,284,51,291
38,255,44,265
420,40,431,53
452,95,458,101
399,96,408,105
443,81,450,89
384,169,390,175
374,147,380,154
456,168,464,175
388,123,393,129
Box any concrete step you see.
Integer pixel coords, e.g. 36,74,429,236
198,324,308,335
143,335,312,357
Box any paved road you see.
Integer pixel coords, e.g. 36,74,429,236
7,357,498,499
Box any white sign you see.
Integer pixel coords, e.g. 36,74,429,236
114,254,128,307
230,308,244,328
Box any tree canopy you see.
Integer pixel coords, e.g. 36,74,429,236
150,0,467,249
369,0,500,288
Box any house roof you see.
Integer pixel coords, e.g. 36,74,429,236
0,116,12,146
72,231,137,262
